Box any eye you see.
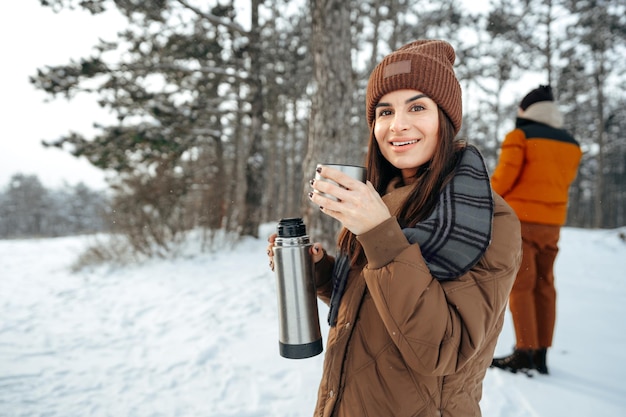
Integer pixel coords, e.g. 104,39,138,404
409,103,426,112
377,108,392,118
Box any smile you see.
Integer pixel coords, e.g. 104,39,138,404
391,139,419,147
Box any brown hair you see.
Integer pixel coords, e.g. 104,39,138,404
337,108,466,266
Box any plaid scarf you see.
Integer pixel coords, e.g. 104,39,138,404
328,145,493,326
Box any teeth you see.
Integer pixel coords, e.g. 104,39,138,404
392,140,418,146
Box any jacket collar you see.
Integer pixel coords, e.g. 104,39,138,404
517,101,564,128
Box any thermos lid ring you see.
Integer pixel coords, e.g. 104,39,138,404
277,217,307,237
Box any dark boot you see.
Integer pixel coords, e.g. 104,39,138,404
533,348,549,374
490,349,535,374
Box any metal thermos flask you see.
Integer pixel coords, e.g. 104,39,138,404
273,218,323,359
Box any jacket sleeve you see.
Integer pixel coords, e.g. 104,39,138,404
357,198,521,376
491,129,526,197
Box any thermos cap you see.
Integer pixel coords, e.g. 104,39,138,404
277,218,307,238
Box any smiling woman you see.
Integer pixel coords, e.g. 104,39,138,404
267,39,523,417
0,3,124,189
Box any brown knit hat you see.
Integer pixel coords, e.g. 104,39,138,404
366,39,462,133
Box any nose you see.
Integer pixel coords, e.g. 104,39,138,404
390,112,410,132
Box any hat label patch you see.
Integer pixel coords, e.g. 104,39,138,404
384,60,411,78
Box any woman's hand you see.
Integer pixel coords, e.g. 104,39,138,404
267,233,326,271
309,165,391,236
267,233,277,271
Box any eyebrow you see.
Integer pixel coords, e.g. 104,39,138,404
375,94,428,108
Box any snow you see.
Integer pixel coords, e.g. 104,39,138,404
1,225,625,416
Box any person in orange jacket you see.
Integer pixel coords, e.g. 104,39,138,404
490,85,582,375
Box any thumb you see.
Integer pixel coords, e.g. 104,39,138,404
311,243,325,262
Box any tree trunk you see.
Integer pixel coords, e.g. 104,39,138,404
242,0,265,237
304,0,355,248
593,51,606,229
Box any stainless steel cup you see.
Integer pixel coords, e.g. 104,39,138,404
314,164,367,201
273,218,323,359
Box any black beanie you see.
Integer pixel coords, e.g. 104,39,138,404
520,85,554,110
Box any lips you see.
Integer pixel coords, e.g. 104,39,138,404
391,139,419,147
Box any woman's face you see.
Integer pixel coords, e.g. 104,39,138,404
373,89,440,181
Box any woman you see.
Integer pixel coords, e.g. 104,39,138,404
268,40,521,417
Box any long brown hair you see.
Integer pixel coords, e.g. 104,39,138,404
337,108,466,266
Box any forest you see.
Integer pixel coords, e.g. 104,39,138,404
15,0,626,254
0,174,108,238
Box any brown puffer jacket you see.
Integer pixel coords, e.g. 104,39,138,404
313,184,521,417
491,101,582,226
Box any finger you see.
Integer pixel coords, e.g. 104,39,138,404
366,180,376,190
311,177,359,206
309,191,344,213
318,205,343,223
310,178,343,202
311,184,367,216
310,243,326,263
267,234,277,256
318,166,363,190
312,243,325,255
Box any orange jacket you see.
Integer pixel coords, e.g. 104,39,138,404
491,115,582,226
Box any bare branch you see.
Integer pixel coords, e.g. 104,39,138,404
174,0,249,35
118,62,249,81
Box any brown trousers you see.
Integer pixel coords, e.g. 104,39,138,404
509,222,561,350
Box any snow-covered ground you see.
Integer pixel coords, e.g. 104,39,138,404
1,225,625,416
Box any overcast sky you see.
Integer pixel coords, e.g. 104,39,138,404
0,1,125,190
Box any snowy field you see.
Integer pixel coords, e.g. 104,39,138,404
1,225,625,417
